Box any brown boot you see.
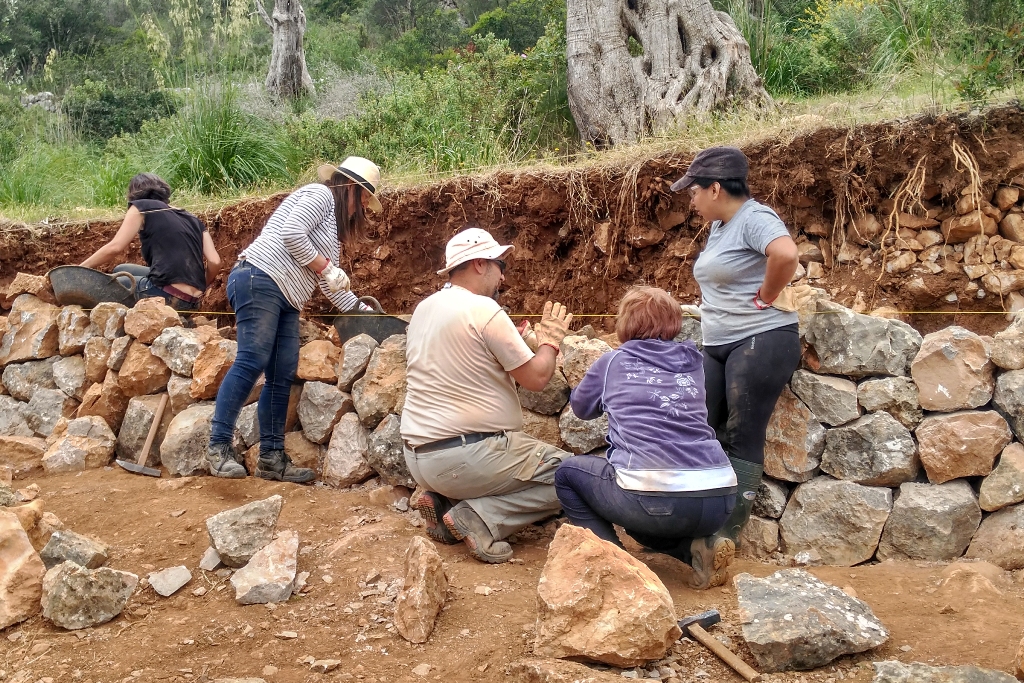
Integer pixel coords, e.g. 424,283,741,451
685,536,735,590
411,490,459,545
442,502,513,564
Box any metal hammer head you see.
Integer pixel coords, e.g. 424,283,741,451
115,459,162,478
678,609,721,633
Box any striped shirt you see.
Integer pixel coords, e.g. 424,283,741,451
241,184,360,312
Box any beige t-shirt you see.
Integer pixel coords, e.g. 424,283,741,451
400,285,534,447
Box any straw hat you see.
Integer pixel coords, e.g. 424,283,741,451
318,156,382,213
437,227,514,275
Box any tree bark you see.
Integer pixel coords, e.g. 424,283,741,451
255,0,315,99
566,0,772,146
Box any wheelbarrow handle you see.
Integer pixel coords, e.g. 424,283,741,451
356,295,385,313
110,271,138,295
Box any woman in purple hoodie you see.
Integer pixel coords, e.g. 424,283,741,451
553,286,737,589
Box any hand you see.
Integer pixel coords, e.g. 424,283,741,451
322,263,351,292
770,284,814,313
534,301,573,352
519,320,539,352
680,304,702,319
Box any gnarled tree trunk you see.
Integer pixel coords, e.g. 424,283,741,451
567,0,771,146
256,0,315,99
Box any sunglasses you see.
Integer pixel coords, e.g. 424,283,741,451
489,259,507,274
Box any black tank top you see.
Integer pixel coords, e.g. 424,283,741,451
130,199,208,292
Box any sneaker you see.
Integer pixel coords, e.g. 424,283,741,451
411,490,459,545
255,449,316,484
442,502,513,564
685,536,735,590
207,442,246,479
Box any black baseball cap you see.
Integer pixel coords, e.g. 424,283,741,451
670,146,750,192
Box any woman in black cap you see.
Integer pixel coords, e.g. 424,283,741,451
671,146,804,546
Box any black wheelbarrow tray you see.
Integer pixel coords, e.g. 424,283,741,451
332,296,409,345
47,265,138,308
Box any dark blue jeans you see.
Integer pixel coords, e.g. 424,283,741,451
113,263,201,312
554,455,735,560
209,262,300,451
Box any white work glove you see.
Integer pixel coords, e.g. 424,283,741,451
680,304,702,319
321,263,351,292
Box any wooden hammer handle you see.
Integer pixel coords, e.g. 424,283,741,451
688,624,761,682
136,394,169,466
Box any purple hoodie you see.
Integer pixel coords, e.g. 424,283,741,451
570,339,736,494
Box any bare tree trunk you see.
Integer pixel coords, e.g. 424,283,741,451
255,0,315,100
567,0,772,146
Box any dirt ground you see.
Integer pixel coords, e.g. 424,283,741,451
3,468,1023,683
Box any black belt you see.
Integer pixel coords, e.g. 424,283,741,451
410,432,502,454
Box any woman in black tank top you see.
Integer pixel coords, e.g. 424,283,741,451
81,173,222,311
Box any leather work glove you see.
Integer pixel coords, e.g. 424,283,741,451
769,283,814,313
321,263,351,292
534,301,573,353
518,320,540,352
680,304,702,319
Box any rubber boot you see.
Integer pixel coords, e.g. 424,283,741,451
207,442,246,479
718,456,764,543
255,449,316,484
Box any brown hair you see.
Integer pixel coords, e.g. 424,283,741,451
127,173,172,203
615,286,683,343
323,172,367,245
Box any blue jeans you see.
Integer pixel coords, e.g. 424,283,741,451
554,455,735,559
209,262,300,451
113,263,201,312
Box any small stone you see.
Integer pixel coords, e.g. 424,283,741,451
764,387,825,483
790,370,860,427
148,566,192,597
230,530,298,605
394,537,448,643
911,326,995,411
337,333,378,392
199,547,223,571
39,530,109,569
274,631,298,639
735,568,888,672
979,443,1024,511
876,481,981,561
752,478,789,519
412,664,432,677
474,585,492,595
41,562,138,630
560,336,613,388
915,411,1012,484
323,413,374,488
206,495,283,568
310,660,341,673
558,403,609,454
193,586,207,596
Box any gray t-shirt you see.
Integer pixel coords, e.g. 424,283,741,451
692,199,798,346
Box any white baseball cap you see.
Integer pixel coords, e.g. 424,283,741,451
318,156,382,213
437,228,514,275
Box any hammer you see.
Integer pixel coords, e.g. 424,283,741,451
115,394,166,478
678,610,761,682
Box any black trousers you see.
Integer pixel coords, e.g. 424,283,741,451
703,324,801,466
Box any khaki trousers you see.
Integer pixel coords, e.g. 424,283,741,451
404,431,569,540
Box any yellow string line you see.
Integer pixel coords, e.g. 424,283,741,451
83,309,1017,318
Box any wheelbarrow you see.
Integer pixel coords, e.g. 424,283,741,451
47,265,138,308
332,296,409,345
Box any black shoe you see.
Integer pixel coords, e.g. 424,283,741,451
255,449,316,484
411,490,459,545
207,442,246,479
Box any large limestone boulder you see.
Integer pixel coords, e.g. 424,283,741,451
41,562,138,630
230,529,298,605
57,305,96,356
0,435,46,478
779,477,892,566
790,370,859,426
764,387,825,483
0,509,45,629
560,336,613,388
151,325,218,376
77,369,129,432
2,356,58,401
53,355,89,400
394,536,448,643
735,569,888,673
915,411,1013,484
872,660,1017,682
25,388,77,437
876,481,982,561
0,396,32,438
367,413,415,487
190,339,237,400
966,503,1024,570
979,443,1024,511
297,381,352,444
41,416,117,473
519,371,571,416
116,394,172,467
857,376,923,429
89,302,128,340
206,495,282,568
993,369,1024,440
117,341,171,397
160,403,216,477
297,339,340,383
558,404,608,454
352,335,407,429
337,333,377,391
534,524,681,667
804,300,921,377
910,326,995,411
83,337,112,383
820,412,918,486
323,413,374,488
124,297,181,343
0,295,60,365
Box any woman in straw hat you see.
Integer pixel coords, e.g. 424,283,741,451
205,156,383,483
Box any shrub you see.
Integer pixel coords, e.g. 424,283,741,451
470,0,564,53
63,80,179,142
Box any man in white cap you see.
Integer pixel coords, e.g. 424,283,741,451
401,227,574,563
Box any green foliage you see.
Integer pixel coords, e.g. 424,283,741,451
470,0,564,53
63,80,178,141
377,8,463,71
305,16,367,72
953,27,1024,104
